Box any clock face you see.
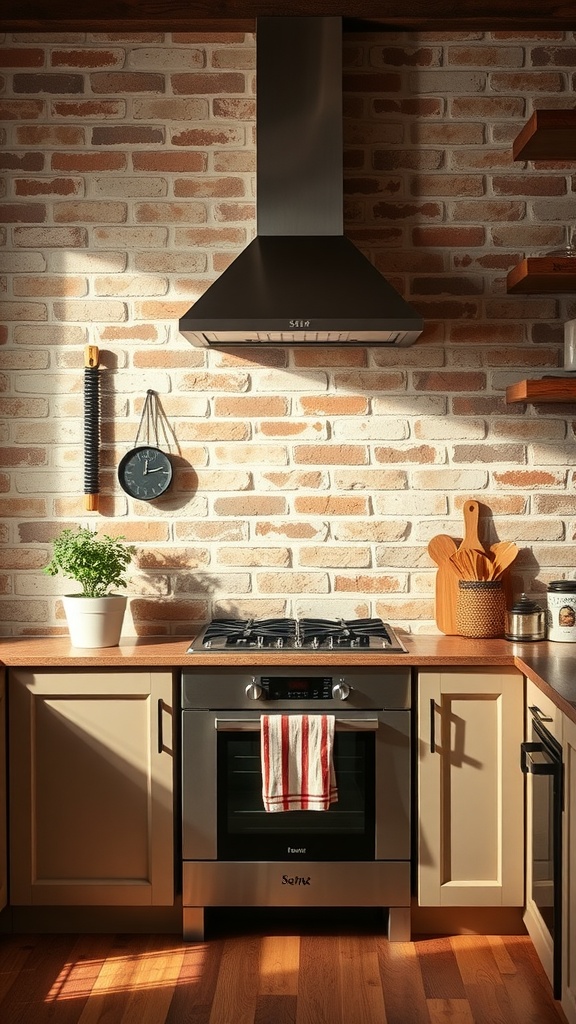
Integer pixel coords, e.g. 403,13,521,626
118,446,173,500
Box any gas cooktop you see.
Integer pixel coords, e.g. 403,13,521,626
186,616,407,654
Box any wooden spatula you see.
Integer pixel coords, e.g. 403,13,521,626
449,547,492,580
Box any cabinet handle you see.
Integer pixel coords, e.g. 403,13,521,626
529,704,553,724
157,698,164,753
430,698,436,753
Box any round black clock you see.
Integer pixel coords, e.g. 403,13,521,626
118,446,173,500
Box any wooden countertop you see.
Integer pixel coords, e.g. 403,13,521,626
1,634,574,723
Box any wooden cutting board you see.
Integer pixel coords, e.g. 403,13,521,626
430,501,489,634
458,499,514,606
458,499,483,554
428,533,459,634
429,501,516,633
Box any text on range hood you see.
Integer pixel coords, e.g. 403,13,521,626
179,17,423,348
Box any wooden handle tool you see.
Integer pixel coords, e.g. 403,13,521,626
84,345,100,512
459,499,484,553
428,533,459,634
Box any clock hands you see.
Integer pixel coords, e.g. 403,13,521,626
143,458,166,475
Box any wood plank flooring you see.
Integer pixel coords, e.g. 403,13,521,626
0,912,568,1024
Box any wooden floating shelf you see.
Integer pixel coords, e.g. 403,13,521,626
506,256,576,293
506,377,576,404
512,109,576,161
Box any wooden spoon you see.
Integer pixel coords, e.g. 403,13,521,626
489,541,519,580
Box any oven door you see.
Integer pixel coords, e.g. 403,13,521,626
182,709,410,864
217,715,375,861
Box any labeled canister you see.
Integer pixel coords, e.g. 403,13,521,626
547,580,576,642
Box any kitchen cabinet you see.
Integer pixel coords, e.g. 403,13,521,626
0,671,6,913
417,667,524,907
9,669,175,907
562,712,576,1024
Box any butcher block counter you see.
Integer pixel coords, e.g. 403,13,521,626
0,633,574,723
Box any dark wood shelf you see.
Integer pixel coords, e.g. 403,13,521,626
512,109,576,161
506,256,576,293
508,112,576,295
3,0,576,32
506,377,576,404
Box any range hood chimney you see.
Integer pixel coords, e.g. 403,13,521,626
179,17,423,348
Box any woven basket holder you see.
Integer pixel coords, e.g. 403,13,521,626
456,580,506,638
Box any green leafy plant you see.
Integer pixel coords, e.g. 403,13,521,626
44,527,136,598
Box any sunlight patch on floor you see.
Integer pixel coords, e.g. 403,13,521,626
45,944,207,1002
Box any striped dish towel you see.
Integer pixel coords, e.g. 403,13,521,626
261,714,338,812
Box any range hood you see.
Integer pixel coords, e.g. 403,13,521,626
179,17,423,348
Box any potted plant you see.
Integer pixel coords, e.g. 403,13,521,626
44,527,136,648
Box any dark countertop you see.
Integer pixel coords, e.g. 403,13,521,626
0,633,574,723
511,644,576,722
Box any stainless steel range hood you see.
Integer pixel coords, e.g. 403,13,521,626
179,17,423,348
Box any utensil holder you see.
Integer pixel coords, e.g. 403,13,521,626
456,580,506,638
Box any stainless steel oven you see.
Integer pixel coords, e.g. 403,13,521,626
181,659,411,943
521,702,564,999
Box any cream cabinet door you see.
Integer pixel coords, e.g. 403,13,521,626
0,671,6,912
563,712,576,1024
418,667,524,907
9,669,174,907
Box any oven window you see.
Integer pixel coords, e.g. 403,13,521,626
216,729,376,861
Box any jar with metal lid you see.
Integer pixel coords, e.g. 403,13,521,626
505,593,546,642
547,580,576,642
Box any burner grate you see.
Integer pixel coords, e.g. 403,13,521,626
187,616,406,653
299,617,393,645
200,617,297,649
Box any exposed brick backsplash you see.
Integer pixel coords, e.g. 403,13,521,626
1,29,575,637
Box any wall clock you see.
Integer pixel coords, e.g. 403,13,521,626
118,445,173,500
118,390,173,501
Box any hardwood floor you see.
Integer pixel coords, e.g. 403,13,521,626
0,912,568,1024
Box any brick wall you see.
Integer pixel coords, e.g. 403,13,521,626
0,28,575,638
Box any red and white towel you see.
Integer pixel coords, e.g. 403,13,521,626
261,714,338,812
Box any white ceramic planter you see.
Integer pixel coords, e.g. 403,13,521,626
62,594,127,648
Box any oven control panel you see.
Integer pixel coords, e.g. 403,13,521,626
260,676,335,700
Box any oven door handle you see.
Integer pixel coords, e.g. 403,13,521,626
215,717,380,732
520,740,558,775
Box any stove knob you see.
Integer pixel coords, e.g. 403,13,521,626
245,678,264,701
332,678,350,701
